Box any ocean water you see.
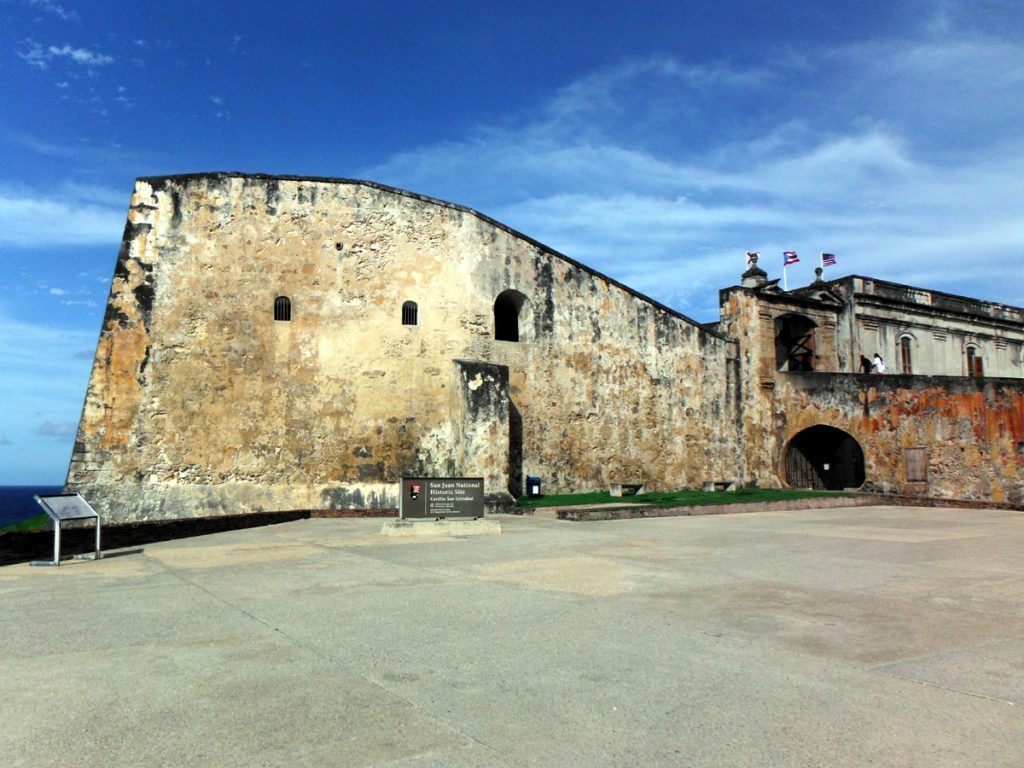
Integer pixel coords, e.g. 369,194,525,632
0,486,64,528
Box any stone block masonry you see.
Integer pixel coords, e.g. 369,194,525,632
67,174,740,522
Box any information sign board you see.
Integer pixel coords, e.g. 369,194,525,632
31,493,102,566
36,494,98,521
399,477,484,519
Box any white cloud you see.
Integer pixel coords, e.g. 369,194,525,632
48,287,68,295
36,421,78,439
17,40,114,70
48,45,114,67
364,24,1024,318
0,184,124,247
18,41,48,69
0,312,95,482
28,0,77,21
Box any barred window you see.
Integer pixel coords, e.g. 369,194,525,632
402,301,418,326
274,296,291,322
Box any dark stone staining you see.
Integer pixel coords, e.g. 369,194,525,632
322,486,395,510
168,188,183,227
655,312,680,348
353,446,373,458
533,255,556,336
103,303,131,329
137,344,151,380
264,179,281,215
457,360,510,422
357,462,386,481
133,282,155,318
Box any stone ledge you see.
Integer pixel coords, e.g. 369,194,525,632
556,494,1024,521
381,519,502,537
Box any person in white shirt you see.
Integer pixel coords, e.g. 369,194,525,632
872,353,886,374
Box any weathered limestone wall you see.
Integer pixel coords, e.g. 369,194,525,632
718,286,1024,501
774,374,1024,503
68,173,741,522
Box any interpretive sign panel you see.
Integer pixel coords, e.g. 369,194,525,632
36,494,98,522
399,477,484,519
32,493,102,566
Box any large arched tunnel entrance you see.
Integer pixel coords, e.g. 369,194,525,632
784,425,865,490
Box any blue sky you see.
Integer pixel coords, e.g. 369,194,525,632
1,0,1023,484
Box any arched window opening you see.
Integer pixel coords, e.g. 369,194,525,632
402,301,418,326
784,425,865,491
966,346,983,377
899,336,913,374
774,314,816,371
494,290,527,342
274,296,291,322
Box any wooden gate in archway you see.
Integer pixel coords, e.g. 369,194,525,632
785,425,865,490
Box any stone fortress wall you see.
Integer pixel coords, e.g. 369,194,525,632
68,174,742,522
719,276,1024,503
67,173,1024,521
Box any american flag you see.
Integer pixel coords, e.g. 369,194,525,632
821,252,837,267
783,251,799,266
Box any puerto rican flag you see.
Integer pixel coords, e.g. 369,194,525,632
783,251,799,266
821,252,837,267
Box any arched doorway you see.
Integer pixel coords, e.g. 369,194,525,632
784,425,865,490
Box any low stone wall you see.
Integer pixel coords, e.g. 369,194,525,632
776,373,1024,503
556,494,1024,521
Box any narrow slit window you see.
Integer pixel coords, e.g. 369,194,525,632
967,346,983,377
274,296,291,322
900,336,913,374
402,301,418,326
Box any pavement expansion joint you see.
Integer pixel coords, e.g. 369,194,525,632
875,671,1020,707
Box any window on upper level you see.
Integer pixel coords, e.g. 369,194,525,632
274,296,291,322
966,346,983,377
494,290,528,342
774,314,816,371
402,301,418,326
899,336,913,374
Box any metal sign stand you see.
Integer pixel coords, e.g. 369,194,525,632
30,494,102,567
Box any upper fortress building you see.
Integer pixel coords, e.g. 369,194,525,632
67,173,1024,522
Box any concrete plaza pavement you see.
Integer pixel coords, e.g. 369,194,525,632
2,505,1023,766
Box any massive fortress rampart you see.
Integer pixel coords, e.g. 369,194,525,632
67,173,1024,521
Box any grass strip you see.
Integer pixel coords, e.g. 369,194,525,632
0,513,51,533
517,488,851,509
